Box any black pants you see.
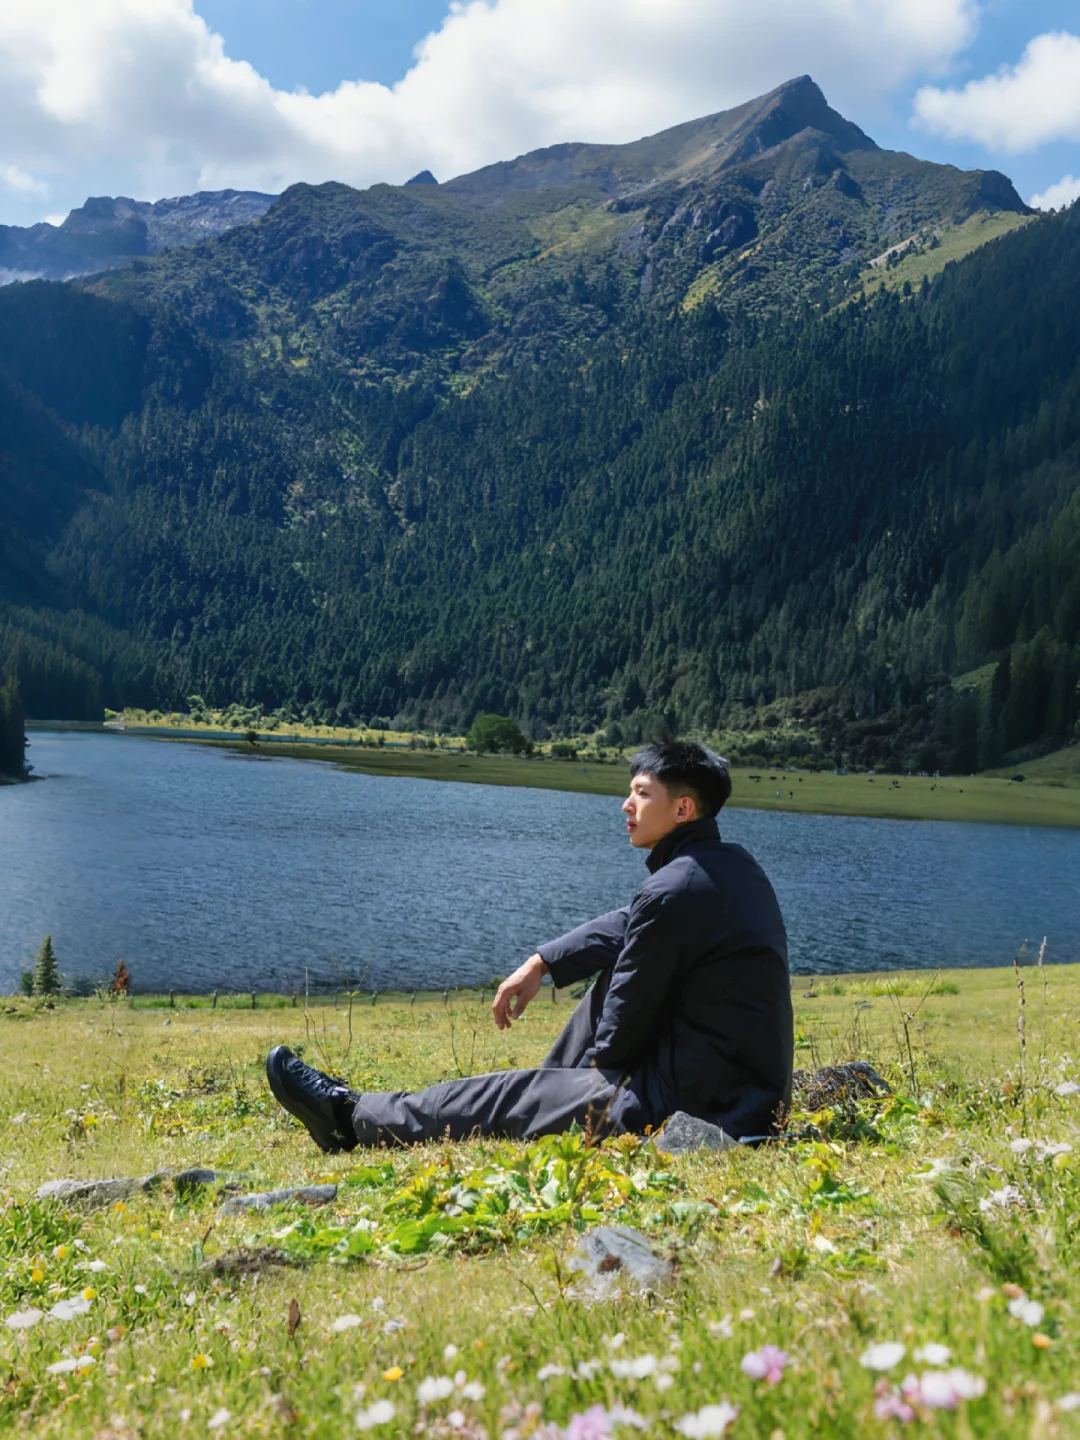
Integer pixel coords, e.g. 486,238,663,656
348,976,647,1146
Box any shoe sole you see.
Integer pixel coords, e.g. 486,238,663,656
265,1044,346,1153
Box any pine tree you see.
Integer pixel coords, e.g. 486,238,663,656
32,935,61,997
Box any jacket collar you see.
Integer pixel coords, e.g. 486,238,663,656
645,815,720,873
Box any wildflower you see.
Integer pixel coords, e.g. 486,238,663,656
371,1297,385,1311
53,1245,68,1260
675,1401,740,1437
563,1405,616,1439
46,1356,96,1375
444,1344,459,1361
1053,1081,1079,1097
738,1309,755,1321
919,1368,986,1408
707,1316,733,1339
1037,1142,1071,1159
208,1407,231,1431
447,1412,467,1429
48,1297,92,1321
382,1367,403,1382
81,1287,97,1301
979,1186,1025,1213
861,1342,905,1372
382,1319,404,1334
575,1360,603,1381
6,1308,43,1330
913,1343,951,1366
133,1285,147,1296
975,1287,996,1303
606,1333,626,1350
83,1260,108,1273
355,1399,396,1430
1008,1297,1045,1327
1056,1394,1080,1412
1009,1138,1033,1154
872,1382,915,1424
417,1376,455,1405
332,1314,364,1333
31,1266,45,1282
190,1353,213,1370
610,1353,658,1380
740,1345,788,1385
654,1373,674,1392
538,1365,569,1381
1033,1333,1053,1349
1002,1283,1025,1299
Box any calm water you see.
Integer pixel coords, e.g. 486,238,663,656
1,732,1077,993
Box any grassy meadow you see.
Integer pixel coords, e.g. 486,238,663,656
1,967,1079,1437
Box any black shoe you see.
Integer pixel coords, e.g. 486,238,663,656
265,1045,359,1153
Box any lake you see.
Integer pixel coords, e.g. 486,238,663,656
1,731,1077,994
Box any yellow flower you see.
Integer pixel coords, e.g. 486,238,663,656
1033,1333,1053,1349
113,1201,126,1213
53,1245,68,1260
191,1353,214,1370
31,1267,45,1283
82,1287,97,1302
382,1367,403,1382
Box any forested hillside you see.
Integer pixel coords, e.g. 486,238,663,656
0,79,1075,772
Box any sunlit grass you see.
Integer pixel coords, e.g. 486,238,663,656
1,967,1078,1435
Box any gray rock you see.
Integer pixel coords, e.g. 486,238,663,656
36,1171,169,1208
792,1061,892,1111
172,1168,253,1199
218,1183,338,1215
654,1111,738,1156
567,1225,673,1297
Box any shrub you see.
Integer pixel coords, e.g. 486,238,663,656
32,936,61,997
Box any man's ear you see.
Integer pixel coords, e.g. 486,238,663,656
675,793,697,823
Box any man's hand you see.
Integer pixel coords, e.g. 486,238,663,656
492,953,550,1030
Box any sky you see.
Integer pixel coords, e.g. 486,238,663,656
2,0,1079,230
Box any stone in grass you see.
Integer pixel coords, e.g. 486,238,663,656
568,1225,674,1297
654,1111,738,1156
218,1183,338,1215
36,1172,170,1209
792,1061,892,1112
172,1169,254,1199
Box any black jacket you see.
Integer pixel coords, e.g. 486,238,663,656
538,817,793,1138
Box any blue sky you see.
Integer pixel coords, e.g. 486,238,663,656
3,0,1080,229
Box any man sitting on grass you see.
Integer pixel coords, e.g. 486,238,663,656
266,741,793,1149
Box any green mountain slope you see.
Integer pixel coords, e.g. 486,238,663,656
0,80,1074,769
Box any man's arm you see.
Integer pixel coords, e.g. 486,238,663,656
491,908,629,1031
586,889,683,1073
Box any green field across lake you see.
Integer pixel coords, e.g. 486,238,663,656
163,733,1080,828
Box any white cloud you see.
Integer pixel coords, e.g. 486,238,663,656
1,163,48,196
914,30,1080,152
1031,174,1080,211
0,0,979,220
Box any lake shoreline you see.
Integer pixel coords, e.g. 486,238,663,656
129,729,1080,829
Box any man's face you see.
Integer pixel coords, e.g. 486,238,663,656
622,771,698,849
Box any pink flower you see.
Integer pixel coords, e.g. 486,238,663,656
563,1406,614,1440
740,1344,788,1385
872,1380,915,1424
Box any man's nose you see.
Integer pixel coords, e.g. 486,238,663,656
621,797,632,813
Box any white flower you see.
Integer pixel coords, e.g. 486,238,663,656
537,1364,568,1381
1008,1297,1044,1327
370,1297,385,1311
979,1185,1025,1213
1009,1138,1034,1154
918,1368,986,1408
610,1353,658,1379
48,1297,92,1321
606,1332,626,1349
460,1381,485,1402
10,1113,27,1124
356,1399,395,1430
675,1401,740,1436
607,1405,649,1429
913,1343,951,1366
6,1308,43,1330
416,1376,455,1405
183,1291,197,1307
208,1407,231,1430
46,1355,95,1375
738,1308,755,1321
80,1260,109,1273
707,1315,733,1339
447,1412,466,1429
133,1285,147,1296
575,1360,603,1381
654,1373,675,1391
443,1344,459,1362
382,1319,404,1335
1053,1081,1080,1097
812,1234,836,1253
860,1342,906,1372
332,1314,364,1333
1038,1142,1071,1159
915,1157,955,1180
1056,1393,1080,1413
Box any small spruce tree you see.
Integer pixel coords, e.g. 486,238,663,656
32,935,61,997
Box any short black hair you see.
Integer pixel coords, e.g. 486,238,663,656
629,741,732,818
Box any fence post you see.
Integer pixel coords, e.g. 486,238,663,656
169,990,175,1009
250,992,256,1010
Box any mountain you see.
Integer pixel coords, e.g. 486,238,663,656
0,189,277,283
0,78,1075,772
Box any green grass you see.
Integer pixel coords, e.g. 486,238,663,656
159,735,1080,828
1,966,1079,1436
859,211,1035,299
